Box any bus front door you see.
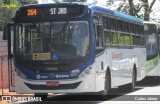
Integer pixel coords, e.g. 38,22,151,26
3,23,15,92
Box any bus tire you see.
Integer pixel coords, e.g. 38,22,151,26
34,93,48,101
101,69,110,97
130,67,136,91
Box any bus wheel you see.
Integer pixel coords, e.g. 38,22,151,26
130,69,136,91
34,93,48,101
101,71,110,97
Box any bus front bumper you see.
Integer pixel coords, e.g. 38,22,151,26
15,73,96,94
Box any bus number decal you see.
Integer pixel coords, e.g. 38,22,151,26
50,8,67,15
27,9,37,16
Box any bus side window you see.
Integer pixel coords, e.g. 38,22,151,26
117,33,124,45
124,33,130,45
131,35,137,46
93,17,104,54
104,31,111,45
96,25,103,47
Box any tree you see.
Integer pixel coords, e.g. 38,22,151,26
0,0,38,31
19,0,38,5
142,0,156,21
53,0,86,2
127,0,156,21
107,0,157,21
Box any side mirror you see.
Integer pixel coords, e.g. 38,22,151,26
3,27,9,40
97,24,103,37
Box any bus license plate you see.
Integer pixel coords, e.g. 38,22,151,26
46,81,59,87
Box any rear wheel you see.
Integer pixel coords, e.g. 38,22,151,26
34,93,48,101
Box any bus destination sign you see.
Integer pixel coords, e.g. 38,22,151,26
50,8,67,15
23,5,86,18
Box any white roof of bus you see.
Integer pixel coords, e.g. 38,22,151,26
144,21,157,25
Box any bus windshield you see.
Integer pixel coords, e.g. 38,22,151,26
144,24,158,59
15,21,89,61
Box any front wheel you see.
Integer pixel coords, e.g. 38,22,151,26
130,69,136,91
101,72,110,97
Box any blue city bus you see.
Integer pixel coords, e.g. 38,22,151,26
3,2,146,99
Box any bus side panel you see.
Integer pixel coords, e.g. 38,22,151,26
111,47,146,88
135,47,146,81
95,48,120,91
95,51,107,92
112,48,133,87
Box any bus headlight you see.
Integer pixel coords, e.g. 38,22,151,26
79,65,94,78
85,69,90,74
15,68,27,79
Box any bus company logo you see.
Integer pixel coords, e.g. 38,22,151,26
37,75,48,79
2,96,42,102
56,74,69,78
36,75,41,79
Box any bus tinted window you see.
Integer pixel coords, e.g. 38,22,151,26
135,24,139,34
124,21,129,33
103,17,109,29
117,33,124,45
144,24,157,33
140,25,144,35
15,21,90,60
117,19,123,32
131,35,142,46
104,31,117,45
124,34,130,45
130,23,135,33
109,18,116,30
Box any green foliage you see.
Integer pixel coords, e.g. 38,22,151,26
63,0,86,1
19,0,38,5
53,0,86,2
0,0,38,31
127,0,156,21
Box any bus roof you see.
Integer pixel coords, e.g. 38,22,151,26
22,2,83,7
144,21,158,25
114,11,143,23
88,5,114,15
88,4,143,23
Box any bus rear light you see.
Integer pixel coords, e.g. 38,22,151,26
46,81,59,87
